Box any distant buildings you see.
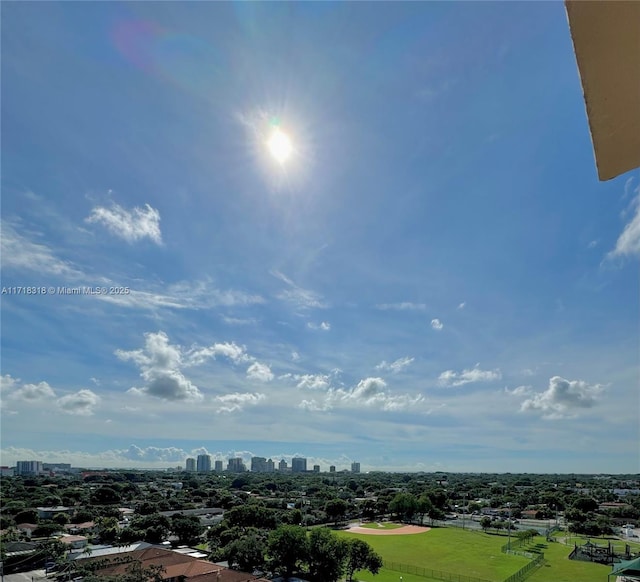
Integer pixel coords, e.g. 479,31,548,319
43,463,72,473
0,466,15,477
251,457,267,472
196,455,211,473
16,461,43,476
251,457,275,472
278,459,288,472
185,458,196,472
214,460,223,472
351,462,361,474
313,465,320,473
329,465,336,473
291,457,307,473
227,458,246,472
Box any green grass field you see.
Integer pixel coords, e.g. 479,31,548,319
523,537,609,582
359,522,404,530
338,527,529,582
338,529,622,582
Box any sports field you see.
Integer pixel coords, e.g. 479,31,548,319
339,527,616,582
339,526,529,582
359,522,404,530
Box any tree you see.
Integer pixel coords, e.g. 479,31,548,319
389,492,418,523
53,512,70,526
416,494,433,525
268,525,308,579
225,532,267,573
91,486,121,505
14,509,38,524
480,516,492,533
428,507,445,526
345,538,383,582
170,514,204,545
325,499,348,526
307,528,348,582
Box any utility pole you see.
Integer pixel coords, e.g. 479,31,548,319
508,502,512,551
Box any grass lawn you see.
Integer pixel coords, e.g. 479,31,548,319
359,522,404,530
352,568,444,582
522,537,610,582
338,527,529,582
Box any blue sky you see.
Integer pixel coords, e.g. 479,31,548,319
1,2,638,473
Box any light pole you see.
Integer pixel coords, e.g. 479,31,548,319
508,502,512,551
462,492,466,531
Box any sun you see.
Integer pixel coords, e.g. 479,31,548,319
267,128,293,164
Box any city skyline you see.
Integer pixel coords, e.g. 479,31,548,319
1,2,638,474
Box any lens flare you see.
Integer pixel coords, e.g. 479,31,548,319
267,128,293,164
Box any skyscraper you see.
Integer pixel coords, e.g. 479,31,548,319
266,458,275,473
351,462,361,473
291,457,307,473
196,454,211,473
16,461,43,476
278,459,288,472
214,460,223,472
251,457,268,472
313,464,320,473
227,458,246,472
329,465,336,473
185,458,196,472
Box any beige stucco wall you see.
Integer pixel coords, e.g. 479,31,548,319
565,1,640,181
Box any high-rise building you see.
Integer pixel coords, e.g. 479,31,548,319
196,454,211,473
351,462,361,473
266,458,275,473
278,459,288,472
313,464,320,473
214,460,223,472
227,458,246,472
329,465,336,473
185,458,196,472
251,457,268,472
16,461,43,476
291,457,307,473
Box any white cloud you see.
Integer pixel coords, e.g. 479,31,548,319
215,392,265,413
57,389,101,416
458,302,466,310
0,375,19,393
438,366,502,387
520,376,605,419
186,341,250,366
295,374,332,391
431,318,444,330
608,185,640,260
100,280,264,312
307,321,331,331
121,444,187,462
291,351,301,361
587,240,599,249
8,379,57,401
116,331,203,401
299,399,332,412
376,302,426,311
0,221,83,278
246,362,274,382
272,270,327,309
504,385,532,396
222,316,257,326
86,202,162,245
376,357,414,374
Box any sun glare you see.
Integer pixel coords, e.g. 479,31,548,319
267,128,293,164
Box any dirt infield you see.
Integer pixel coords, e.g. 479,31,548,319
347,524,431,535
